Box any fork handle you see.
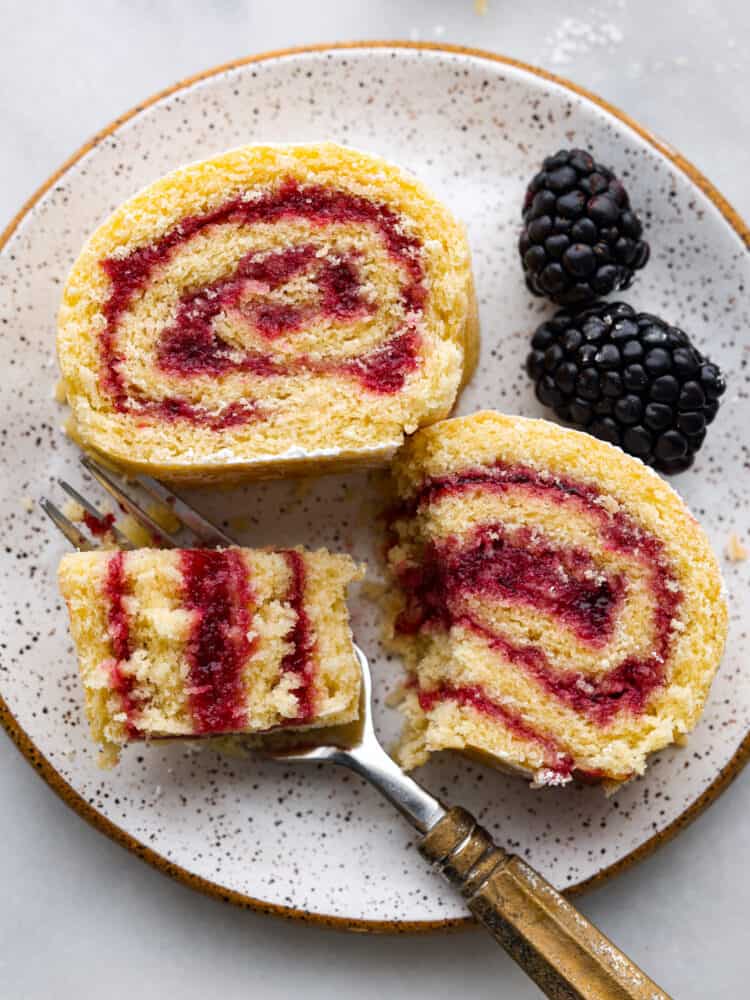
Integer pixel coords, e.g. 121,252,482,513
420,807,671,1000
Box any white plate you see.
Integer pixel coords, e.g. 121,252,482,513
1,42,748,931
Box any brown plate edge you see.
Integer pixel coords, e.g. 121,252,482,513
1,39,749,934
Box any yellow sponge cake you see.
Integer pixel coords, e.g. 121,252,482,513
59,546,362,760
58,143,478,482
385,411,727,786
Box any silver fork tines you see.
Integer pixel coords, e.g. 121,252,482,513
79,456,180,548
56,478,135,550
38,497,98,552
135,472,234,547
40,455,238,553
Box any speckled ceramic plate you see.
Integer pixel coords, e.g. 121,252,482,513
1,42,749,931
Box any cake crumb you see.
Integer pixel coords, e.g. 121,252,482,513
531,768,572,788
54,378,68,404
20,495,34,513
62,498,85,522
474,0,488,13
118,513,155,548
598,494,620,515
385,682,412,708
98,745,120,769
146,501,181,535
63,498,119,545
725,533,747,562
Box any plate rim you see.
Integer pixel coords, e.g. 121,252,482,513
2,39,749,934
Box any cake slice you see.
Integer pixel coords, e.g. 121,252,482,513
385,411,727,786
57,142,478,482
59,546,362,761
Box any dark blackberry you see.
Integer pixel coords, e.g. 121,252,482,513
525,302,726,472
519,149,650,307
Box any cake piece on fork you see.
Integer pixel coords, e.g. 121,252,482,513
58,546,362,763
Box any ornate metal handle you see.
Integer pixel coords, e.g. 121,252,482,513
420,807,671,1000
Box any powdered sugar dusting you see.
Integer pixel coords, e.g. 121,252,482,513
546,12,624,66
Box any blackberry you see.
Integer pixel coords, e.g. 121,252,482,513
519,149,650,307
526,302,726,473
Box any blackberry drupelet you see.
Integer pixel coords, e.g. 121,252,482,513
526,302,726,473
519,149,650,307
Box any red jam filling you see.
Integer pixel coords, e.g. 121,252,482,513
395,523,624,646
103,551,141,738
99,179,426,428
83,510,115,537
156,244,374,376
389,462,682,727
344,329,420,394
138,396,260,431
180,549,254,734
279,550,316,724
418,682,573,779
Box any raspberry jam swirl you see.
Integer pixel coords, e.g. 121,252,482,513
98,179,427,429
387,462,683,771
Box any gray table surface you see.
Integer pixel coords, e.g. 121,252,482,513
2,2,748,997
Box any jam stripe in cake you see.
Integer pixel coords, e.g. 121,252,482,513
280,550,317,724
418,683,574,780
460,612,673,728
180,549,255,734
103,551,141,738
99,180,428,428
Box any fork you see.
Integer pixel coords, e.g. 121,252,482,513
42,456,671,1000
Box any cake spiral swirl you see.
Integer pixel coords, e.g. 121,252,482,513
58,144,477,481
386,411,727,786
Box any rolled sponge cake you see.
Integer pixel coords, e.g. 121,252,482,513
58,143,478,482
384,411,727,786
58,546,362,760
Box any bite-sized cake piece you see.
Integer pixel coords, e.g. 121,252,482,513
58,546,362,761
58,142,478,483
385,411,727,786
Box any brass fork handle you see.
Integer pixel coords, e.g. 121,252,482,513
420,807,671,1000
